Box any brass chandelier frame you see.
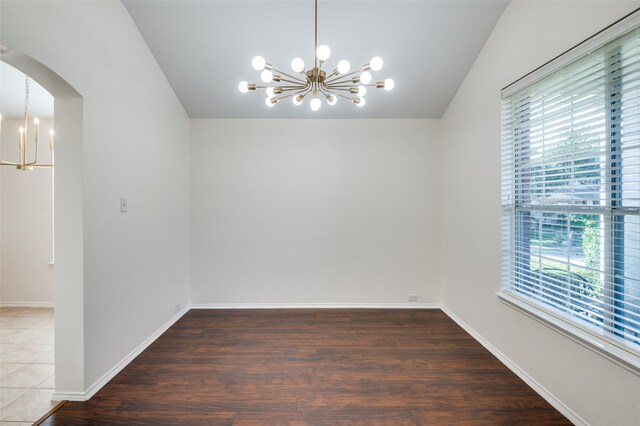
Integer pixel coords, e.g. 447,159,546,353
0,76,54,171
238,0,394,110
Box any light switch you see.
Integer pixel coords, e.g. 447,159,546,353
120,197,128,213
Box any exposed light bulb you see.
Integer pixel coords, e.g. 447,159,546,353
261,69,273,83
370,56,384,71
326,94,337,106
310,97,322,111
293,95,304,106
384,78,395,91
238,81,249,93
337,60,351,74
360,71,372,84
266,87,275,97
316,44,331,61
265,97,276,107
19,127,24,134
355,97,366,108
357,86,367,97
49,129,54,136
252,56,266,70
291,58,305,73
34,117,40,125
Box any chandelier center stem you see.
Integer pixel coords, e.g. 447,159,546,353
314,0,318,69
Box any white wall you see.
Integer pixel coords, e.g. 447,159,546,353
191,119,440,305
440,1,640,425
0,117,53,305
0,0,190,394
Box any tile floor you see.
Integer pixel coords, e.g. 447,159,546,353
0,307,56,424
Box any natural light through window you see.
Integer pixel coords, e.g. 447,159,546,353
501,23,640,370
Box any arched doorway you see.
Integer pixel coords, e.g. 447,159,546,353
0,46,84,400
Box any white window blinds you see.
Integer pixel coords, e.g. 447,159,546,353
502,23,640,361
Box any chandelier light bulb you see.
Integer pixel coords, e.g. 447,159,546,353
291,58,305,73
238,81,249,93
370,56,384,71
265,97,276,107
34,117,40,125
337,60,351,74
293,95,304,106
19,127,24,134
355,97,366,108
261,69,274,83
357,86,367,97
252,56,266,70
384,78,395,91
49,129,54,136
327,94,337,106
316,44,331,61
310,97,322,111
266,87,275,97
360,71,372,85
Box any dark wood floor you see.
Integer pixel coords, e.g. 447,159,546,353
43,309,571,425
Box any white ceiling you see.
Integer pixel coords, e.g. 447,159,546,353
0,61,54,120
124,0,508,119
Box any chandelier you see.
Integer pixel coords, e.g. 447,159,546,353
238,0,394,111
0,76,54,170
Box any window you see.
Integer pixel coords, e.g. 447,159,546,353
501,15,640,371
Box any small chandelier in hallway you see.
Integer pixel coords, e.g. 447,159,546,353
0,76,54,170
238,0,394,111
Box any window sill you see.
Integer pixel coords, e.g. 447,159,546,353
497,290,640,376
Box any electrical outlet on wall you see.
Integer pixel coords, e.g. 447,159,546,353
120,197,128,213
408,294,419,302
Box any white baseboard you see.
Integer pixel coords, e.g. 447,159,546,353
50,391,85,402
440,306,588,426
52,305,190,402
0,301,54,308
190,303,440,309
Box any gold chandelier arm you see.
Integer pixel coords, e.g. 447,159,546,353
277,77,309,86
270,68,308,84
256,84,307,90
27,140,39,166
291,87,313,101
325,70,339,79
324,67,366,84
323,84,358,91
324,89,355,93
279,86,309,92
324,78,356,86
0,161,19,166
275,85,312,102
333,92,358,102
318,87,338,101
275,93,296,101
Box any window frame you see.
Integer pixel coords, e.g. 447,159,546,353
498,8,640,375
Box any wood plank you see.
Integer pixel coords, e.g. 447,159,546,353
41,309,571,425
